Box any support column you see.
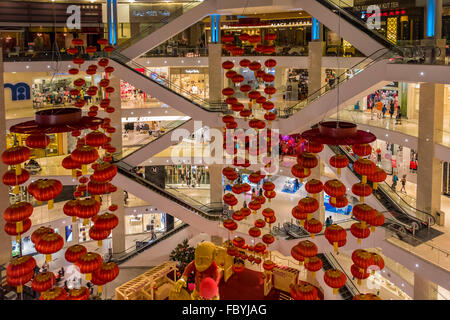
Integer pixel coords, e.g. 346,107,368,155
414,273,438,300
208,164,223,205
311,160,325,224
108,73,125,255
111,187,125,255
0,47,11,264
417,83,444,221
208,43,223,105
423,0,445,64
308,19,323,100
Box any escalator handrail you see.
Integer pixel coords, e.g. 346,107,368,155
111,223,189,263
115,1,203,52
109,51,226,113
331,145,435,226
120,118,193,162
315,0,403,54
115,162,222,221
324,252,360,297
278,47,392,118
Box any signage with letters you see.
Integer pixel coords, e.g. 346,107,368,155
4,82,30,101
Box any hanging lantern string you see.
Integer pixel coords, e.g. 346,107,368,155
336,0,342,123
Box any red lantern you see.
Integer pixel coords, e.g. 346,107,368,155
222,34,234,43
93,212,119,230
67,287,90,300
305,256,323,278
69,68,79,75
67,47,78,55
296,240,318,263
28,179,63,209
94,262,119,283
104,45,114,55
72,38,84,46
232,210,245,221
65,244,88,263
105,66,115,76
248,227,261,238
248,200,261,214
366,210,385,232
74,197,101,225
367,167,387,190
7,271,34,294
305,218,323,238
92,163,118,182
31,226,53,244
297,197,319,221
352,183,373,202
35,232,64,262
71,145,99,174
262,234,274,246
264,58,277,68
297,153,318,172
240,207,251,219
2,146,30,175
32,272,56,292
227,246,239,257
76,252,103,281
263,260,275,272
232,262,245,273
264,86,276,98
222,61,234,69
232,236,245,248
352,249,374,271
351,264,370,285
352,144,372,157
354,158,376,183
324,269,347,295
352,203,376,228
223,219,238,233
25,134,50,149
254,219,266,229
325,224,347,253
4,218,31,240
86,131,108,148
98,57,109,67
290,283,318,300
262,101,274,111
249,34,261,45
371,253,385,272
292,206,308,225
264,33,277,43
249,61,261,72
329,154,349,175
291,244,305,266
89,226,111,247
329,196,348,208
72,57,84,66
323,179,346,205
3,201,33,233
2,169,30,193
350,222,370,243
305,179,323,198
291,164,310,182
239,84,251,95
40,287,67,300
262,208,274,220
223,193,238,209
231,74,244,84
239,33,250,42
222,87,234,96
262,73,275,83
7,255,36,281
225,97,238,105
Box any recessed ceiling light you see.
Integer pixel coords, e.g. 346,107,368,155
420,72,424,76
26,65,29,69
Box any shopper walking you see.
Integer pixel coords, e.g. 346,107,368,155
391,173,398,190
389,99,395,118
400,175,407,193
382,103,387,118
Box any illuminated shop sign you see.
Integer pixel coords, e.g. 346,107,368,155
132,10,170,17
184,69,200,74
361,9,407,19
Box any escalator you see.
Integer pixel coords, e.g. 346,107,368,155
328,144,436,234
301,0,405,57
317,252,359,300
117,0,214,60
121,119,196,167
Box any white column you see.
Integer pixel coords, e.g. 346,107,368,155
417,83,444,221
108,75,125,254
308,41,323,100
208,43,223,105
208,164,223,205
0,48,11,264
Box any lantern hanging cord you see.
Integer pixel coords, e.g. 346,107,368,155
336,0,342,124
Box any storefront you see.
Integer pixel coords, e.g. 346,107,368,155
352,0,424,44
165,165,210,186
285,69,308,101
170,67,209,98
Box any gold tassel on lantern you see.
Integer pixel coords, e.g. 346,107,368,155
46,254,52,262
15,235,21,242
333,288,338,295
83,219,89,226
72,169,76,178
333,242,338,253
48,199,54,210
13,185,19,194
357,238,362,244
86,273,92,281
17,285,23,294
362,175,367,184
16,221,23,233
371,226,376,232
98,285,103,294
15,164,22,176
95,195,100,202
373,182,378,190
337,168,341,175
82,164,87,175
98,240,102,247
72,216,77,223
